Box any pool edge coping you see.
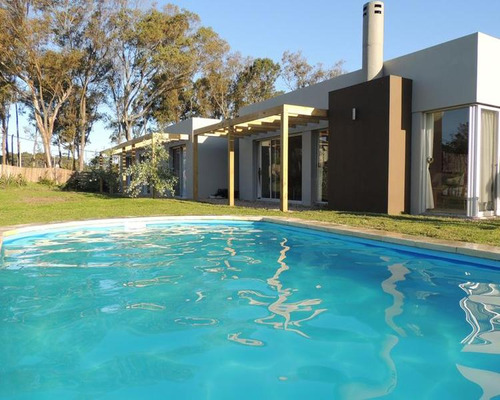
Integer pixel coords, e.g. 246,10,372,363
0,215,499,261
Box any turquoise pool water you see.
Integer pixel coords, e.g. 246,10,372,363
0,220,499,399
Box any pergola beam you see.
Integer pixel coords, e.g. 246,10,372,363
192,104,328,212
104,132,189,155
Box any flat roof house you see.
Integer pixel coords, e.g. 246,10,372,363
195,1,500,218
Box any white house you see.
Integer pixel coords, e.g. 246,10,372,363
108,1,500,218
194,1,500,218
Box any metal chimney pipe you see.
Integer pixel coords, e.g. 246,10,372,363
362,1,384,81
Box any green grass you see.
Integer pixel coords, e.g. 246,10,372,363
1,184,499,247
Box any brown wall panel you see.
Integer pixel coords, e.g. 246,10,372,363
328,75,412,214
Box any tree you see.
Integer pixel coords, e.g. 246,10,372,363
151,28,245,123
281,50,345,90
0,0,83,168
52,87,102,170
232,58,281,113
106,4,204,142
67,1,112,171
190,52,247,120
0,78,15,167
125,140,177,199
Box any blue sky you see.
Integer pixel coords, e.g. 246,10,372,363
8,0,500,159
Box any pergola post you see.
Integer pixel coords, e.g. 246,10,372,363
280,105,289,212
228,128,235,206
193,134,199,201
98,153,103,193
121,147,127,193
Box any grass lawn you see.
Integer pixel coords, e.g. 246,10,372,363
1,183,499,247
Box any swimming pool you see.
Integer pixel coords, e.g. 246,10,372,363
0,218,499,399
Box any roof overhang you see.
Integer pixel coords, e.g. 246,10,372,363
193,104,328,137
102,132,190,155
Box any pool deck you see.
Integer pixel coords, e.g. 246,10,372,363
1,215,499,262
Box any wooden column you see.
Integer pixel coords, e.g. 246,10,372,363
121,147,127,192
98,153,103,193
193,134,199,201
108,153,114,194
228,128,235,207
131,144,136,165
280,105,289,212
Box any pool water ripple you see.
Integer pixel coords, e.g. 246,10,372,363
0,221,499,399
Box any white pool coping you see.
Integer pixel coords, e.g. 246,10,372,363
1,215,499,262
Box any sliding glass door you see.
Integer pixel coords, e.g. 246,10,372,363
425,106,500,217
316,130,328,203
171,146,186,197
259,136,302,201
425,108,469,214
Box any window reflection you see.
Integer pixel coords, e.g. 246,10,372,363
316,129,328,203
427,108,469,214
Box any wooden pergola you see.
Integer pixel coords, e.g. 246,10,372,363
193,104,328,212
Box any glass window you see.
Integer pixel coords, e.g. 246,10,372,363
170,146,185,197
426,108,469,214
316,130,328,202
259,136,302,201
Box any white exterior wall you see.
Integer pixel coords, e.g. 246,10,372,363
238,137,256,201
384,33,479,112
301,131,313,206
476,33,500,107
197,135,231,199
162,117,224,200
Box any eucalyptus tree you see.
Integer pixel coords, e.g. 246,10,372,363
56,0,113,171
153,27,243,123
232,58,281,113
0,0,82,168
281,50,345,90
187,28,245,120
52,87,102,169
107,4,207,142
0,78,15,167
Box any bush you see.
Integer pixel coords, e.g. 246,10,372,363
63,161,119,193
125,142,176,198
38,173,57,187
0,174,28,188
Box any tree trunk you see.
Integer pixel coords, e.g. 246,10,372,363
11,134,14,166
71,145,76,171
16,103,20,167
78,93,87,172
1,118,7,167
40,132,53,168
31,127,38,167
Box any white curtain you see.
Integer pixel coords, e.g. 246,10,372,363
479,110,498,212
425,114,435,209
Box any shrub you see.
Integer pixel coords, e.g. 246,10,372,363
0,174,27,188
63,159,119,193
125,142,177,198
38,173,57,187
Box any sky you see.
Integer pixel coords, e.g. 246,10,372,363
7,0,500,161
